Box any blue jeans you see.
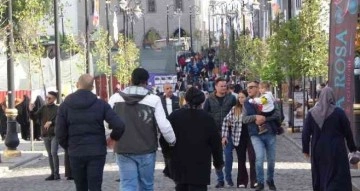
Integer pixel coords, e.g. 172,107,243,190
250,133,276,184
216,133,234,183
43,136,59,177
117,152,156,191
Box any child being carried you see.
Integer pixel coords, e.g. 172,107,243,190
249,81,276,134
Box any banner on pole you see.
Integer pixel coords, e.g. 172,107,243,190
328,0,358,131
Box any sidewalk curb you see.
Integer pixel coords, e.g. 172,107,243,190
0,152,43,172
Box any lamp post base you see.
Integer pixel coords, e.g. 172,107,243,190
3,149,21,158
5,108,20,153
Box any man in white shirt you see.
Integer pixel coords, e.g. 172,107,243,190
160,82,180,177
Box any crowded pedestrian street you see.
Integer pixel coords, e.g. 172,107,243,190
0,134,313,191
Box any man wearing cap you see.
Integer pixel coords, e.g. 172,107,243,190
29,91,60,180
109,68,176,191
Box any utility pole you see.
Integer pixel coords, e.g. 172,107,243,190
85,0,90,73
54,0,61,103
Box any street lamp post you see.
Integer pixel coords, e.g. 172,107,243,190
105,0,113,97
174,8,182,46
60,7,65,43
252,0,260,38
119,0,143,41
85,0,90,73
189,5,200,51
167,5,170,46
268,0,273,36
226,1,240,67
54,0,62,103
4,0,20,158
242,5,248,36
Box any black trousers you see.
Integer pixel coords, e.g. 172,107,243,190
175,184,207,191
20,123,30,140
70,155,106,191
235,126,256,188
64,149,72,178
33,122,41,139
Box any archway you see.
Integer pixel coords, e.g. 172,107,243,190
173,28,187,38
143,28,161,49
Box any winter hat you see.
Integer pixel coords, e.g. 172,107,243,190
185,87,205,107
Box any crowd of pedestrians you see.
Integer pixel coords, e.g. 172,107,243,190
1,62,359,191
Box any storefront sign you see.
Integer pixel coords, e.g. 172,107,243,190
328,0,358,131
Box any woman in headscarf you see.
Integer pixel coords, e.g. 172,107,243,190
0,101,7,140
16,95,31,140
32,96,45,141
302,87,356,191
167,87,224,191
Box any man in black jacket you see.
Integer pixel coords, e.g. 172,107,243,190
203,77,236,188
56,74,125,191
30,91,59,181
159,82,180,177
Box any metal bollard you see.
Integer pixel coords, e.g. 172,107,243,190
287,98,294,133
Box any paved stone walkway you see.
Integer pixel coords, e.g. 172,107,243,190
0,135,312,191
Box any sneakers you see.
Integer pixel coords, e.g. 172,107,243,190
215,181,224,188
255,183,264,191
349,151,360,165
267,180,277,190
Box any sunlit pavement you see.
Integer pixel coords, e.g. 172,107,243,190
0,135,313,191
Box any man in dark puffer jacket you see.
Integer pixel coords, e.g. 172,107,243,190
56,74,125,191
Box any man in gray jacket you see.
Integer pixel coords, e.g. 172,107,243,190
109,68,176,191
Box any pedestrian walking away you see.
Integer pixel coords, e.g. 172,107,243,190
109,68,176,191
56,74,125,191
168,87,224,191
29,91,60,181
302,87,356,191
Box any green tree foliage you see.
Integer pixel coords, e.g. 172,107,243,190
114,34,140,86
264,15,301,87
232,35,268,81
92,28,112,76
61,34,86,73
12,0,52,36
13,0,50,90
298,0,328,77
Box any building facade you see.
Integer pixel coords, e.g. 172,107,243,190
49,0,210,51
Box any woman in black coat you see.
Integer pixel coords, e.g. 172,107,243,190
168,87,224,191
302,87,356,191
